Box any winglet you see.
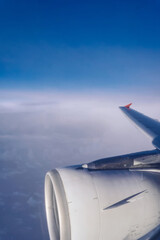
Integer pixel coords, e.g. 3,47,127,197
124,103,132,109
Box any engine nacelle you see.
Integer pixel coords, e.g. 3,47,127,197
45,167,160,240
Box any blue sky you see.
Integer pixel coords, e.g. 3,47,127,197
0,0,160,90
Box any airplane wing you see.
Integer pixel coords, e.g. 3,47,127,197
82,104,160,170
119,103,160,150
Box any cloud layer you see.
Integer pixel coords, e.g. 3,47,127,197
0,90,159,161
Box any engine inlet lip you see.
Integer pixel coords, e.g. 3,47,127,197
45,169,71,240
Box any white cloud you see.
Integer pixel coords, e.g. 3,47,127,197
13,192,28,197
0,90,159,169
0,169,23,180
27,197,40,207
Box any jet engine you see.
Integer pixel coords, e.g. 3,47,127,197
45,165,160,240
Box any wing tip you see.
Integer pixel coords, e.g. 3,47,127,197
119,103,132,110
124,103,132,109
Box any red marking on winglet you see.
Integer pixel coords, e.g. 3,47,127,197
125,103,132,109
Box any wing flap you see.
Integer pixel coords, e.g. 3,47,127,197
82,149,160,170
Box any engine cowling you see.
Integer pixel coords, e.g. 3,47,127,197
45,167,160,240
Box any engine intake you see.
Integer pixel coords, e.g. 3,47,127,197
45,167,160,240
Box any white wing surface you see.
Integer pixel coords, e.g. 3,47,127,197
120,103,160,150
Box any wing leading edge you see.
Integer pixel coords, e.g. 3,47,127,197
119,104,160,150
